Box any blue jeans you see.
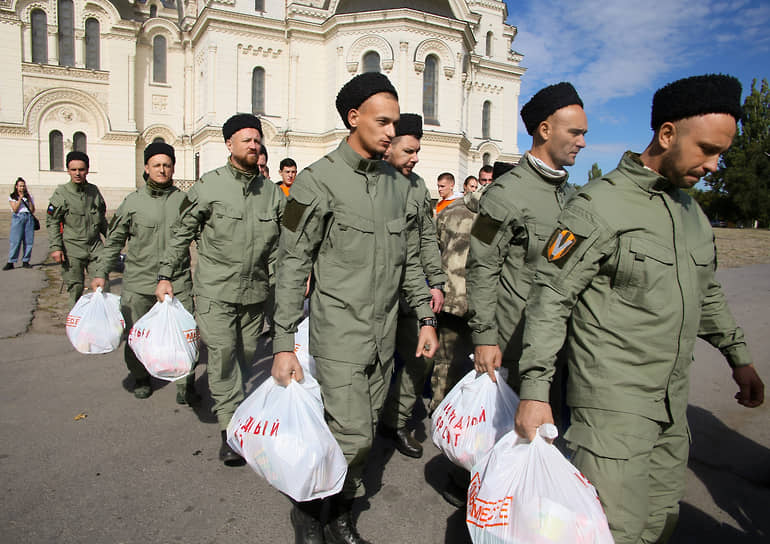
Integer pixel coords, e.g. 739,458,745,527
8,212,34,263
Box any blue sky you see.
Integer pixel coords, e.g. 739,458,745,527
503,0,770,185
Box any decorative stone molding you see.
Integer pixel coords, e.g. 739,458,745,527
414,38,455,79
238,44,282,58
25,87,110,136
347,34,394,74
472,81,504,94
0,124,32,137
151,95,168,112
102,131,140,143
22,62,110,81
507,50,523,64
140,124,176,145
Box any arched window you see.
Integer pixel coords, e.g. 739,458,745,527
362,51,380,73
254,0,264,11
149,4,157,17
73,132,87,153
251,66,265,115
482,152,491,166
482,101,491,139
153,35,167,83
49,130,64,171
31,9,48,64
485,32,493,57
153,137,165,143
423,55,438,124
85,18,100,70
58,0,75,67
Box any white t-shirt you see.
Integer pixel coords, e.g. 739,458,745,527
9,195,33,213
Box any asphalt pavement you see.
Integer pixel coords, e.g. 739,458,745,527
0,231,767,543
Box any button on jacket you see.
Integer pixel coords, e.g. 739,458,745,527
273,139,433,364
46,181,107,259
93,184,192,296
158,163,285,305
519,151,752,422
466,154,574,354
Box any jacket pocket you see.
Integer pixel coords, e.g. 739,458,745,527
386,216,406,266
324,210,374,267
613,237,675,310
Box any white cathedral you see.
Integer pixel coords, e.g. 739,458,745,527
0,0,526,206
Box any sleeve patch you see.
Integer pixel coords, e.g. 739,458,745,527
47,204,55,215
470,213,502,245
543,228,584,267
282,199,309,232
178,196,193,215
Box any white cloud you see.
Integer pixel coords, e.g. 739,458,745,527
507,0,770,104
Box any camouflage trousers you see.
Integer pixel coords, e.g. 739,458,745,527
428,312,474,414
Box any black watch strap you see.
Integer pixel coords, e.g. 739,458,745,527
419,317,438,328
157,274,172,282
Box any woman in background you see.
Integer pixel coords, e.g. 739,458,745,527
5,177,35,270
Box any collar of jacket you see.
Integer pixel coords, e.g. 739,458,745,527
144,182,175,198
226,159,259,182
523,152,569,185
67,180,87,193
618,151,671,194
337,138,381,175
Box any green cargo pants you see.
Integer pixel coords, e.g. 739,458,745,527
428,312,474,414
382,316,433,429
565,407,688,544
62,253,100,309
315,355,393,499
121,290,195,394
196,295,264,430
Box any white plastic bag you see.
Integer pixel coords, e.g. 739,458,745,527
66,287,124,354
227,371,347,502
128,295,198,381
431,369,519,470
293,316,316,378
467,424,614,544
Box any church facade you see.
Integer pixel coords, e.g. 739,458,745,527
0,0,525,206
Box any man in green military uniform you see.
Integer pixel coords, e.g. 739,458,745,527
380,113,446,459
515,74,765,543
91,143,198,402
271,73,437,544
467,82,587,393
156,114,284,466
46,151,108,308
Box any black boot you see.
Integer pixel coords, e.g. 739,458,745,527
290,499,325,544
324,495,371,544
379,424,423,458
219,430,245,467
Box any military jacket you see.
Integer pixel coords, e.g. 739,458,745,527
46,181,107,259
273,139,433,364
519,152,753,423
157,162,285,305
436,197,476,318
93,184,192,296
406,172,447,288
466,155,574,352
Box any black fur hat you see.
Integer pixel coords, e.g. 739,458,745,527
144,142,176,164
396,113,423,139
223,113,263,141
520,82,583,136
336,73,398,129
651,74,743,129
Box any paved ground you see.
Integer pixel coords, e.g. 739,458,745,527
0,231,767,543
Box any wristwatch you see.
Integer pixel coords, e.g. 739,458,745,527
430,283,445,293
419,317,438,328
157,274,171,282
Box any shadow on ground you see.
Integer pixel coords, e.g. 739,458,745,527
672,405,770,542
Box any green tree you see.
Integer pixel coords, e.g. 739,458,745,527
588,162,602,182
705,78,770,227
